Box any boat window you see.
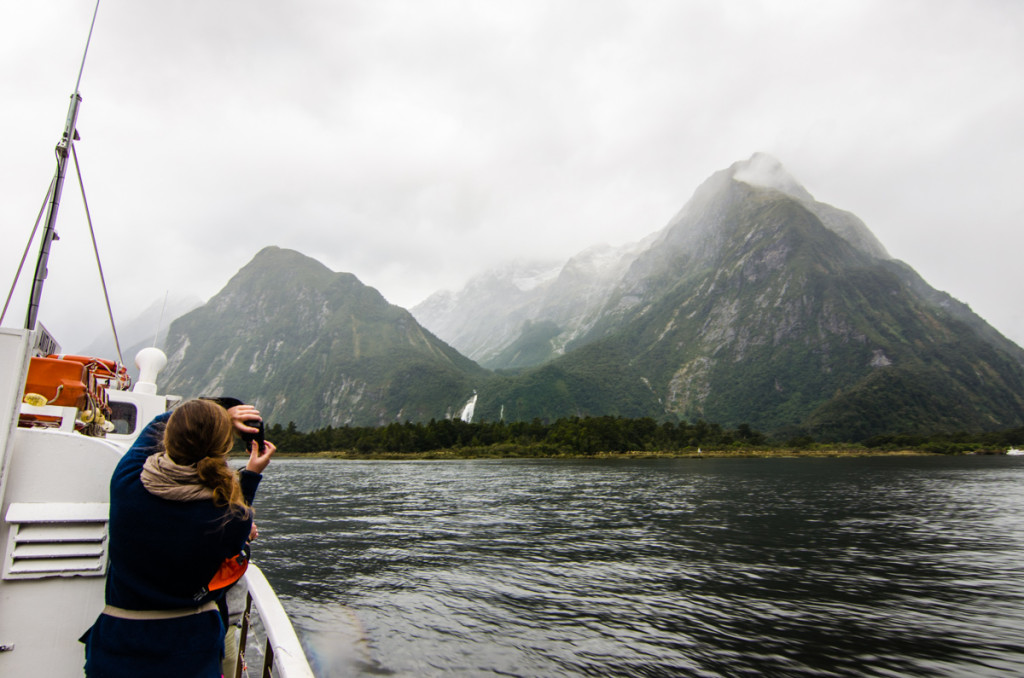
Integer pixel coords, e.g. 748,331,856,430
108,401,138,435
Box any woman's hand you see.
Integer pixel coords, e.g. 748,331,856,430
227,404,261,436
245,439,276,474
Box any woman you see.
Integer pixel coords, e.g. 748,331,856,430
82,398,275,677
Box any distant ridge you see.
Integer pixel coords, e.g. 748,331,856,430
76,293,203,379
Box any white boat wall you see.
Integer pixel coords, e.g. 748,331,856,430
0,327,160,674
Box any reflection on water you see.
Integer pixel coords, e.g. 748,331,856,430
249,456,1024,677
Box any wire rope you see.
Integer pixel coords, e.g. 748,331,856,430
1,180,56,325
71,144,124,367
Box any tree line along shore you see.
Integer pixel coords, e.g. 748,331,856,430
237,416,1024,459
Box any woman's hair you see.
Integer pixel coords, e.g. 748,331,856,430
164,399,249,516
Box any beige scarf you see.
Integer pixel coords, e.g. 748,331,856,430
140,451,215,502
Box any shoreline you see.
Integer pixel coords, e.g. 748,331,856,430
240,448,963,461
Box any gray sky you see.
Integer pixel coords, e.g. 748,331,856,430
3,0,1023,352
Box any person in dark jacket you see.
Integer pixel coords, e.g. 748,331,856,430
81,398,275,677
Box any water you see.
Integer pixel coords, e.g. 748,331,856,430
248,456,1024,677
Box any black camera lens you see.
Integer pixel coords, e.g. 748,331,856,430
241,419,265,452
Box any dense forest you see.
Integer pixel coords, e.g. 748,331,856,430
257,416,1024,456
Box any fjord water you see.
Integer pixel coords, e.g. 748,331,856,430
250,457,1024,677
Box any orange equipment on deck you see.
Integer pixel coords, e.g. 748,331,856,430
20,354,128,433
24,357,89,409
48,354,131,391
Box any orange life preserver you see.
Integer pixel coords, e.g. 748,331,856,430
207,546,250,592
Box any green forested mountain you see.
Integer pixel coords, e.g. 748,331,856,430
470,156,1024,440
160,247,485,429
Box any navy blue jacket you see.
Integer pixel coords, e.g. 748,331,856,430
83,410,261,677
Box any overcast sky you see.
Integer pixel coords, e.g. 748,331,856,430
2,0,1023,353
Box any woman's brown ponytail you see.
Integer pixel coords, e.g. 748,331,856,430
195,456,248,515
164,399,251,518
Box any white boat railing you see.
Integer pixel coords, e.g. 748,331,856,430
236,564,315,678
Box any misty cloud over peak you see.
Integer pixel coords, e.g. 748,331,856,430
732,153,815,202
730,153,890,260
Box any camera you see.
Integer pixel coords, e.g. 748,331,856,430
240,419,265,453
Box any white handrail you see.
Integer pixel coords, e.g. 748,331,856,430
241,564,315,678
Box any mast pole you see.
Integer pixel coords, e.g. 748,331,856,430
24,94,82,331
24,0,101,331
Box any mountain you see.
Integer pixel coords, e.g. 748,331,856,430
159,247,485,430
414,153,891,370
412,241,652,369
77,293,203,378
156,156,1024,441
411,259,563,367
460,154,1024,440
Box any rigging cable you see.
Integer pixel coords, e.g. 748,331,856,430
1,181,56,326
71,144,125,367
153,291,169,348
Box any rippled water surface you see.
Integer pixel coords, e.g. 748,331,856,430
248,456,1024,677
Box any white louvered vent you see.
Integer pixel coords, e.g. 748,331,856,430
3,502,108,580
